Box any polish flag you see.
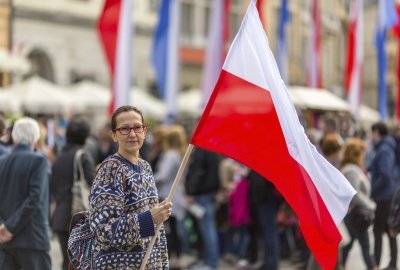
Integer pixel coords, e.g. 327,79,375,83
97,0,133,115
190,1,356,269
307,0,322,88
345,0,363,119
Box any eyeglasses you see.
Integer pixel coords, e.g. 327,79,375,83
114,125,146,135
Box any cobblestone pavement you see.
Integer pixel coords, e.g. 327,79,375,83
50,226,396,270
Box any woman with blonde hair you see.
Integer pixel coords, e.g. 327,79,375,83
341,138,377,270
154,124,188,268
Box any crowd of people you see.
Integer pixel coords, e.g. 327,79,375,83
1,107,400,270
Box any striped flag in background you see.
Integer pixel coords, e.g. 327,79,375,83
345,0,363,120
97,0,133,115
202,0,230,107
376,0,398,120
152,0,181,122
307,0,322,88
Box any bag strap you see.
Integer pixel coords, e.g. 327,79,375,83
73,149,85,183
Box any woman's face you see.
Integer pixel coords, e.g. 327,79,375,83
112,111,146,156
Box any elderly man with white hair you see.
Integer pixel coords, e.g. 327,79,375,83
0,117,51,270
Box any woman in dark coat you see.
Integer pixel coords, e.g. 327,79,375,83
51,118,95,270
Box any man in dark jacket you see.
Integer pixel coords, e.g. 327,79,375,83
0,117,51,270
248,170,282,270
51,117,95,270
186,148,221,270
369,122,398,270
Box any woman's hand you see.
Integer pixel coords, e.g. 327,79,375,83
150,200,172,225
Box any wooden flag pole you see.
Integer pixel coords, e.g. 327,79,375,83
139,144,195,270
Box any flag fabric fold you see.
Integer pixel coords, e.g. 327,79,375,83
345,0,363,119
376,0,398,120
152,0,180,122
97,0,132,115
190,1,356,269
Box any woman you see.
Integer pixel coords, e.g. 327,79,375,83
51,117,95,270
341,138,377,270
89,105,172,269
154,125,188,266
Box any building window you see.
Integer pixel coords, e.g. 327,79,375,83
181,1,194,45
149,0,159,12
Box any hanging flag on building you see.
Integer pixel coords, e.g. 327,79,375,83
307,0,322,88
393,0,400,122
202,0,230,107
277,0,290,83
345,0,363,120
97,0,133,115
190,1,355,269
152,0,180,122
376,0,398,120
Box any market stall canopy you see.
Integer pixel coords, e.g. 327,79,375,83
130,87,166,120
287,86,350,112
0,48,31,74
359,104,380,123
3,76,73,114
69,80,111,111
178,89,202,116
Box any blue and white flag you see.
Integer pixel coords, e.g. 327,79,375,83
152,0,181,122
376,0,398,119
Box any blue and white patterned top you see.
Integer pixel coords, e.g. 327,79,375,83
89,154,168,269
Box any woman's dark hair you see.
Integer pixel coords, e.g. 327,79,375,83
111,106,144,131
66,118,91,145
371,121,389,137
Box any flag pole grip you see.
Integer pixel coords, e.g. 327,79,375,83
139,144,195,270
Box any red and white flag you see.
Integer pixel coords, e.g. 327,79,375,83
307,0,322,88
191,1,355,269
97,0,133,115
345,0,363,119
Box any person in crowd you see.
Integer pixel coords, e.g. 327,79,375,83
248,170,282,270
320,133,342,168
341,138,377,270
84,123,118,167
307,134,344,270
154,125,189,269
51,117,95,270
89,105,172,269
186,148,222,270
368,122,398,270
0,116,10,156
148,125,168,172
0,117,51,270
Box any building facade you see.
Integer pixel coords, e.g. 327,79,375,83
9,0,396,115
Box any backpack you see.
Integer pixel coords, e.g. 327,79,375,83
67,211,93,270
67,159,126,270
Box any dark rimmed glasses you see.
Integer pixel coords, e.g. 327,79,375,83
114,125,146,135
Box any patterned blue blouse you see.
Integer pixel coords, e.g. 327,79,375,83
89,154,169,269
